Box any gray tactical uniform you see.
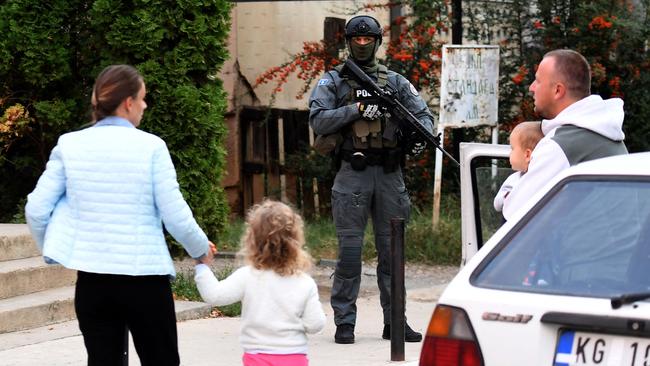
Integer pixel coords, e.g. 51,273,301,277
308,62,435,327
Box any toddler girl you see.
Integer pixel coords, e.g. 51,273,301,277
195,199,326,366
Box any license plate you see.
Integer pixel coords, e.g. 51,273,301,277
554,330,650,366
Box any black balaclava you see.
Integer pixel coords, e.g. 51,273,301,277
349,39,378,66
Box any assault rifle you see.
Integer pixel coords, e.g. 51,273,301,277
342,58,460,167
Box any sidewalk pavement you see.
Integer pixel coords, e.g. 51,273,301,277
0,266,453,366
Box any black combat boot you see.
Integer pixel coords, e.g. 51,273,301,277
335,324,355,344
382,323,423,342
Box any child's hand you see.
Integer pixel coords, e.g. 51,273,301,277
196,241,218,265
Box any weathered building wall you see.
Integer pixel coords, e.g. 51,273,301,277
233,1,389,109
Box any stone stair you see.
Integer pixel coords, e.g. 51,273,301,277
0,224,76,335
0,224,211,338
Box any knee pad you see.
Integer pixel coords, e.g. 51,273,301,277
337,244,362,278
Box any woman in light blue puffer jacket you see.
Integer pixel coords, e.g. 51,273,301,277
25,64,215,366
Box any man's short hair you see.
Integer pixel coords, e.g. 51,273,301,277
544,49,591,99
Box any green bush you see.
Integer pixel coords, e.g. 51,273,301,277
172,266,241,317
219,197,462,265
404,199,462,265
0,0,232,245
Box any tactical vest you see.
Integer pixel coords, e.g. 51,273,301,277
335,64,399,151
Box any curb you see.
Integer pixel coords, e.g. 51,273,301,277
175,300,213,322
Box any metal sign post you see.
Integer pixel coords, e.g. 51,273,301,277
432,124,445,227
433,45,500,228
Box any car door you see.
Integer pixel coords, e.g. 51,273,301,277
459,142,512,265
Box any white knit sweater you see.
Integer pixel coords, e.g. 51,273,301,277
194,264,326,354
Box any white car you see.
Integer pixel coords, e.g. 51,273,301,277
418,143,650,366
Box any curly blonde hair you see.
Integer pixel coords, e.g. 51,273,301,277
238,199,312,276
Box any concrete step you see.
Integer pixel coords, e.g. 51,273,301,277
174,300,213,322
0,224,214,341
0,300,212,350
0,286,76,334
0,224,39,262
0,257,76,300
0,283,213,336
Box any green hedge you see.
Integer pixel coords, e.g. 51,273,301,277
0,0,232,246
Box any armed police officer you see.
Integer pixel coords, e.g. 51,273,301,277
308,15,435,344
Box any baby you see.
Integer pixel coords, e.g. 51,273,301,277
494,121,544,212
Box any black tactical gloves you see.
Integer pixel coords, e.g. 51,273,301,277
358,100,386,120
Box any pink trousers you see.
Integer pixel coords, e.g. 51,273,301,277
242,353,308,366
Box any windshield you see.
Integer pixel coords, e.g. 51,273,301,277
472,177,650,298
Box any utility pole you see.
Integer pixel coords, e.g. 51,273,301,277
433,1,463,228
451,0,464,164
452,0,463,44
389,2,403,43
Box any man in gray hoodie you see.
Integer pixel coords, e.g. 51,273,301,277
503,49,628,220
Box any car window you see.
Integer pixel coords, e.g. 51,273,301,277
471,177,650,298
471,156,513,247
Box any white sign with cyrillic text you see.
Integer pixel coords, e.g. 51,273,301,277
439,45,499,128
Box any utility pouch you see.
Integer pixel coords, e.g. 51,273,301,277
368,119,383,149
352,120,370,149
333,152,343,172
382,119,399,148
350,151,367,171
313,133,343,156
383,149,401,173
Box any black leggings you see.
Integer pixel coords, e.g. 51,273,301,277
74,271,180,366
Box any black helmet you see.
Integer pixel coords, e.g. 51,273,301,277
345,15,383,45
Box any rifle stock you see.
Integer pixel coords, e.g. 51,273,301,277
343,59,459,167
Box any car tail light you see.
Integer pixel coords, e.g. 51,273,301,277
419,305,483,366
